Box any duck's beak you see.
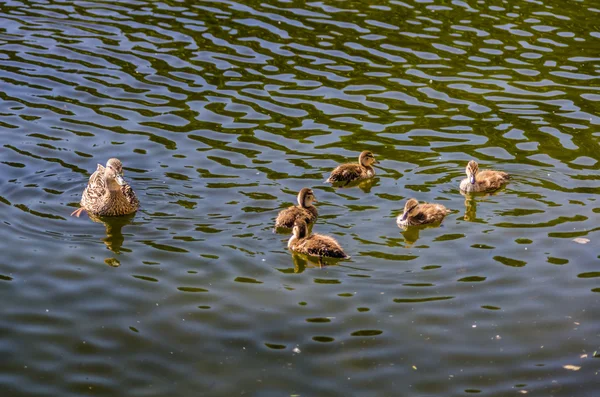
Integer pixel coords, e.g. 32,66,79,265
116,174,127,186
400,211,409,222
470,175,476,184
312,197,318,203
374,159,380,165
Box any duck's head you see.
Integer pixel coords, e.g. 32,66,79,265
465,160,479,185
298,187,317,207
400,198,419,222
359,151,379,167
292,220,309,239
104,158,127,189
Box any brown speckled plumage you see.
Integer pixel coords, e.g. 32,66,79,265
275,188,318,229
397,198,450,228
460,160,509,193
326,150,379,184
288,220,348,259
71,158,139,217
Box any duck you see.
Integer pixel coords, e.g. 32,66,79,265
274,188,318,229
459,160,509,193
71,158,139,217
396,198,450,228
326,150,379,184
288,220,349,260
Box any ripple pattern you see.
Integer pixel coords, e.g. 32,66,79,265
1,0,599,396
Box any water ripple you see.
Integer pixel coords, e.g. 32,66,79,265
1,0,599,396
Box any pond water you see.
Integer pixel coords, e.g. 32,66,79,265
1,0,599,395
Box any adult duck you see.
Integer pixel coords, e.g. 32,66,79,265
71,158,139,217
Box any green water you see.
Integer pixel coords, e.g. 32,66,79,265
0,0,599,396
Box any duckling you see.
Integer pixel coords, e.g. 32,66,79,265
326,150,379,184
288,220,349,260
396,198,450,228
460,160,509,193
71,158,139,217
274,188,318,229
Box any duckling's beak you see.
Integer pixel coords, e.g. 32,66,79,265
116,174,127,186
470,175,476,184
374,159,380,165
312,198,318,203
400,211,409,222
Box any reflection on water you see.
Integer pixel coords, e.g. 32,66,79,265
400,223,441,246
461,188,509,222
87,213,136,254
330,176,379,193
0,0,600,396
463,195,478,222
288,251,345,272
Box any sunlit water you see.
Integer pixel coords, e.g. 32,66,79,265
1,0,599,395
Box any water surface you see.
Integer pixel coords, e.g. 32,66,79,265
1,0,599,396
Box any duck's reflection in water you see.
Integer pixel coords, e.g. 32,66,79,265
399,222,444,246
461,190,503,222
463,195,478,222
87,212,136,254
291,252,343,273
330,177,378,194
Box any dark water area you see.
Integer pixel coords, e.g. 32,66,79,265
0,0,599,395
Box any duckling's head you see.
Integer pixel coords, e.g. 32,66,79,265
104,158,127,190
400,198,420,222
298,188,317,207
292,220,309,239
359,151,379,167
465,160,479,184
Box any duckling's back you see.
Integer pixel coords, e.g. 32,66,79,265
275,205,317,229
295,234,348,258
326,164,371,183
462,170,509,192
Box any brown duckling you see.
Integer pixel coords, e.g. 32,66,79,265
71,158,139,217
288,220,349,259
396,198,450,228
274,188,318,229
326,150,379,184
460,160,509,193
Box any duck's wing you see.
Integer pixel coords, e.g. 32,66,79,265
81,164,106,206
276,206,316,228
88,164,105,188
302,234,348,258
410,211,428,225
478,170,509,190
306,206,318,221
275,206,303,228
326,163,364,183
120,183,139,210
420,203,449,223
